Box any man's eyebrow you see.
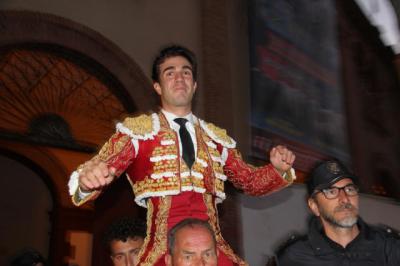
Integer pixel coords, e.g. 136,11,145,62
162,65,193,73
182,65,193,71
328,183,355,189
111,252,125,257
181,250,196,255
162,66,175,74
202,247,215,253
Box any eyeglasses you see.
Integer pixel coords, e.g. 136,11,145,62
313,184,359,199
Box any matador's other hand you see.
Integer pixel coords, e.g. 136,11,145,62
270,145,295,175
78,158,116,193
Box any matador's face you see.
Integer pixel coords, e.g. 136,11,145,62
153,56,197,113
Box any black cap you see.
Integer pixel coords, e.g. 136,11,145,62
307,160,358,196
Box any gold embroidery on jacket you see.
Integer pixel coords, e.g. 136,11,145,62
122,114,154,136
97,134,131,161
136,200,153,263
131,113,228,205
151,131,179,178
201,121,236,147
204,194,248,266
142,197,170,265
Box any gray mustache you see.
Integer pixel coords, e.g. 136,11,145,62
335,203,356,212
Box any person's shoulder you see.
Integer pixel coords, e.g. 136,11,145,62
370,223,400,240
276,233,311,258
117,112,160,140
198,119,236,148
275,233,318,266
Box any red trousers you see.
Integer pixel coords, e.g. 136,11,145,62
136,192,247,266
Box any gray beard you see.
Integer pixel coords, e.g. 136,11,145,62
320,203,358,228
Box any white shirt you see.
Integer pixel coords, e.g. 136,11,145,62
161,109,197,158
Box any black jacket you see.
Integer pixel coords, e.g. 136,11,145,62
276,216,400,266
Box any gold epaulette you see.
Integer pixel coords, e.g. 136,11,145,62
199,119,236,148
116,113,160,140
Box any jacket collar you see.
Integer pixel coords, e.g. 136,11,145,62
307,216,372,256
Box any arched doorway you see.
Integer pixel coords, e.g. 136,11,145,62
0,10,153,265
0,152,53,265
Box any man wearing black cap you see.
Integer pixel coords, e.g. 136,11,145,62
276,159,400,266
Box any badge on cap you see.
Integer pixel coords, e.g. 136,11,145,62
326,161,341,174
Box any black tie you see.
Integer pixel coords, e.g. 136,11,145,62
174,118,195,168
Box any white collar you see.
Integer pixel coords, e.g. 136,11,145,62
161,109,195,126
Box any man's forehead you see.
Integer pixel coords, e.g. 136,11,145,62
110,237,144,252
177,225,211,236
179,247,215,255
331,177,354,187
160,56,192,68
175,226,214,244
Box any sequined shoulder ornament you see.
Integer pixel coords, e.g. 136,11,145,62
199,119,236,148
116,113,160,140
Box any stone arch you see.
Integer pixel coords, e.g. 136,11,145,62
0,147,56,264
0,10,154,111
0,10,153,265
0,10,154,205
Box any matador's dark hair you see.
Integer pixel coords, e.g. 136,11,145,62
167,218,216,254
102,217,146,252
151,44,198,83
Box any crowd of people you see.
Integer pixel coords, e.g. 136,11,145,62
15,44,398,266
101,162,400,266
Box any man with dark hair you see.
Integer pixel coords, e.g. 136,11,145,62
277,159,400,266
103,217,146,266
11,248,47,266
165,218,218,266
151,45,197,83
68,44,296,265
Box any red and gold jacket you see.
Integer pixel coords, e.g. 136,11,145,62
68,112,295,207
68,112,295,265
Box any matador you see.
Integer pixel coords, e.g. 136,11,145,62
68,45,296,266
